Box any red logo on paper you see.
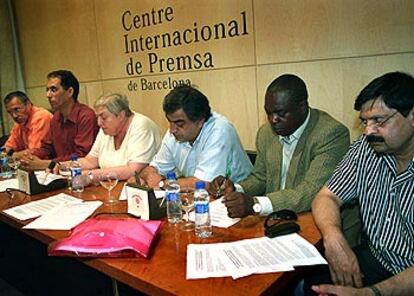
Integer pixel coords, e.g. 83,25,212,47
132,194,143,207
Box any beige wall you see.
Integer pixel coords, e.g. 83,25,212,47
13,0,414,149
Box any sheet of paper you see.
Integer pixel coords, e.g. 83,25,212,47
34,171,65,185
186,243,231,279
186,233,326,280
23,201,102,230
0,178,19,191
219,238,294,279
3,193,82,221
189,197,240,228
263,233,328,266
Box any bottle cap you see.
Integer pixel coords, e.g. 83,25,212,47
195,181,205,189
166,171,176,180
6,149,14,157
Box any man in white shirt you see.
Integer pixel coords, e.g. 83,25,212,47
139,85,252,189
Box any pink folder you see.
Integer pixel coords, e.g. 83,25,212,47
48,217,163,258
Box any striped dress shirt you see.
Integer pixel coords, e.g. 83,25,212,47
327,136,413,274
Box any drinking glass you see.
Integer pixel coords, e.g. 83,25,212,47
99,172,119,203
180,187,194,231
9,158,21,176
59,163,72,190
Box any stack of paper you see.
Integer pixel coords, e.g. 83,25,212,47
0,178,19,191
186,233,326,280
3,193,102,230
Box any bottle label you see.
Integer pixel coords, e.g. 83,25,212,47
167,192,178,202
1,157,8,165
195,203,209,214
71,167,81,177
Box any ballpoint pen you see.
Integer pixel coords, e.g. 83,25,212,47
216,167,231,197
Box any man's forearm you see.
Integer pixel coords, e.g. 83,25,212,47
374,267,414,295
312,186,344,239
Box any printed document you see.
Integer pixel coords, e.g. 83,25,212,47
3,193,82,220
34,171,65,185
0,178,19,191
189,197,240,228
23,201,102,230
187,233,326,280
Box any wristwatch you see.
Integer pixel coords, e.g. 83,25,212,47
252,197,262,215
158,180,165,189
87,171,94,183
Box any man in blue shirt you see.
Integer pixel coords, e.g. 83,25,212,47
139,85,252,189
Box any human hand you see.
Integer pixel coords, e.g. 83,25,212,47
20,153,48,170
139,171,163,188
324,232,363,287
222,192,254,218
208,175,235,198
312,284,372,296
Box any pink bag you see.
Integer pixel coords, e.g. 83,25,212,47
48,217,163,258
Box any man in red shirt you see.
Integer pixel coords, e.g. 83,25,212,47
3,91,52,159
21,70,98,170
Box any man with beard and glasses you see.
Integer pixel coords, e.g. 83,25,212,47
138,85,252,189
305,72,414,296
210,74,360,245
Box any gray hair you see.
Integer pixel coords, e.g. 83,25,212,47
94,93,133,117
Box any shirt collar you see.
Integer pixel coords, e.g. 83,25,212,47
189,112,216,147
21,106,36,130
279,109,310,144
58,101,80,124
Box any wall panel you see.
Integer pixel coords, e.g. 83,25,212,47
11,0,414,149
255,0,414,64
14,0,101,87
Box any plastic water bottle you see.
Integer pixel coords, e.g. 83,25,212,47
0,148,12,179
69,154,84,192
194,181,212,238
165,171,182,224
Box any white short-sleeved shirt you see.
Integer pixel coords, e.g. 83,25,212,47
150,112,252,182
88,112,161,169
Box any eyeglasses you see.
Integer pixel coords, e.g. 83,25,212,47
359,111,398,129
264,209,300,238
7,106,26,116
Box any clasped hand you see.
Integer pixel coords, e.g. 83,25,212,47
19,152,47,171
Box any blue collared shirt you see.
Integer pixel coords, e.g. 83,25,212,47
150,112,252,182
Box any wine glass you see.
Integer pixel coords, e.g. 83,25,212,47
59,163,72,190
180,187,195,231
99,172,119,203
9,158,21,176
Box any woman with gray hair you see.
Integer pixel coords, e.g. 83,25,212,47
56,93,161,183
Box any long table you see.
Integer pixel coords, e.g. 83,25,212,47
0,182,322,295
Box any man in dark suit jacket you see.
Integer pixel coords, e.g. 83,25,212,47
211,74,360,245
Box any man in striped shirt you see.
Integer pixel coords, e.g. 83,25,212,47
306,72,413,295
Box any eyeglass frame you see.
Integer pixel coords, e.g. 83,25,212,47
264,209,300,238
359,111,399,129
6,105,28,116
264,209,297,228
